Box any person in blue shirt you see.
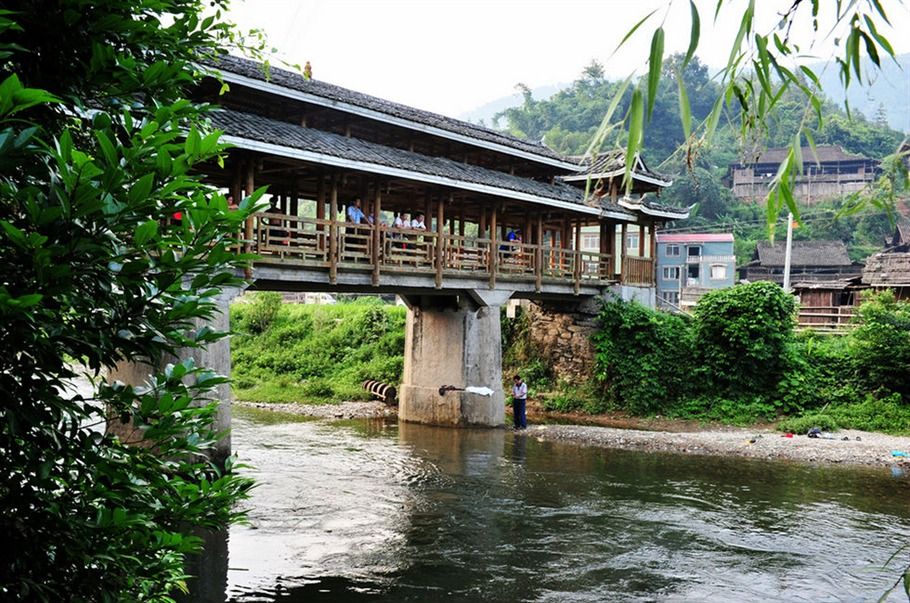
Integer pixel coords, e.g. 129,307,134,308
346,197,373,225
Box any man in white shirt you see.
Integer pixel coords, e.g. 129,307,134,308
511,374,528,429
411,212,426,230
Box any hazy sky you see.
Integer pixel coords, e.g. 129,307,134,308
227,0,910,118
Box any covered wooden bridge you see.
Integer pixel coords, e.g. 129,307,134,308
189,56,688,427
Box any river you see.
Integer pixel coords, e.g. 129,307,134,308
202,407,910,602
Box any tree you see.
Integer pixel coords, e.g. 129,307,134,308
615,0,909,233
0,1,266,599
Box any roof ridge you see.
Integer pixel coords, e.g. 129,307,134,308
203,54,575,166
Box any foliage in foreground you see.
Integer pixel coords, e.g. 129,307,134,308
591,285,910,434
0,2,262,600
231,296,406,404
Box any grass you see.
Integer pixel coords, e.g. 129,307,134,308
776,394,910,436
231,296,406,404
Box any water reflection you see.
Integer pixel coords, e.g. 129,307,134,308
216,409,910,602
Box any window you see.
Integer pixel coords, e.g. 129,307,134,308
661,291,680,306
710,264,727,280
626,233,640,250
582,234,599,251
666,245,680,257
687,264,700,284
662,266,680,280
687,245,701,257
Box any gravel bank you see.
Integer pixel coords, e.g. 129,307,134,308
528,423,910,469
235,400,396,420
235,401,910,469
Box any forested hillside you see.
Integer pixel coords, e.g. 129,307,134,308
494,55,908,263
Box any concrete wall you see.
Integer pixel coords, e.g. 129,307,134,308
399,294,505,427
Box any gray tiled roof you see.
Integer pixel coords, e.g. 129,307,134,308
572,150,670,183
743,145,874,165
211,109,634,214
754,240,853,267
204,55,571,165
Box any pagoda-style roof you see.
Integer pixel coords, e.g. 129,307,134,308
203,55,577,170
562,150,673,188
212,109,640,219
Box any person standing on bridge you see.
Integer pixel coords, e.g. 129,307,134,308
511,374,528,430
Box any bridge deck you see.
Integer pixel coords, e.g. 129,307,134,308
247,213,655,294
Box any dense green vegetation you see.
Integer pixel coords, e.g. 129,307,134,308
0,1,261,599
496,55,906,264
586,285,910,434
231,294,405,403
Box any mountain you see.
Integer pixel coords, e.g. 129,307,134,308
457,83,567,127
814,52,910,133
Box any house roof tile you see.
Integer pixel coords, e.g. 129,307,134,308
754,240,853,267
204,55,571,166
657,233,734,243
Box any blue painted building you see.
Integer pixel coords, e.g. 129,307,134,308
656,233,736,311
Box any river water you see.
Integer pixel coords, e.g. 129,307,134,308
213,407,910,602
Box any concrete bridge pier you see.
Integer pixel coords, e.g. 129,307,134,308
106,286,240,466
398,290,511,428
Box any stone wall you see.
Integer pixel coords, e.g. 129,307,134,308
525,299,600,382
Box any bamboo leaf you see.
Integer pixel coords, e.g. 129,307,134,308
863,15,895,59
583,76,632,158
684,0,700,66
726,0,754,71
624,89,644,193
676,72,691,139
612,9,657,56
860,31,881,68
647,27,665,120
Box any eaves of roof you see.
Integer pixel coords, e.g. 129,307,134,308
211,109,639,220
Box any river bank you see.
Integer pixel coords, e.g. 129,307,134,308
236,400,910,470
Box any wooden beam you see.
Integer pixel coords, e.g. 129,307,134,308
638,223,646,257
329,176,339,284
372,184,381,286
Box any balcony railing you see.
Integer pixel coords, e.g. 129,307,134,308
248,213,633,290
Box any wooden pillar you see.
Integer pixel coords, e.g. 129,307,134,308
230,161,242,205
535,213,543,292
459,207,466,237
329,176,339,284
574,219,582,294
424,197,432,230
479,207,487,238
650,221,658,284
435,195,447,288
371,185,381,286
489,203,498,289
316,175,326,248
638,223,646,257
290,177,299,217
244,161,255,249
620,222,628,281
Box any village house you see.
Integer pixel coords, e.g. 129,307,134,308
738,240,862,284
728,145,879,203
655,233,736,311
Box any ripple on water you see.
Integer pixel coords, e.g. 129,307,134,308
221,417,910,603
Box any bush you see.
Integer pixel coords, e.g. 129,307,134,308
777,413,840,433
244,291,283,334
232,300,406,404
694,281,796,398
849,290,910,400
593,298,693,414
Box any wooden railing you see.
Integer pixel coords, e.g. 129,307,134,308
249,214,625,290
621,256,656,286
797,306,855,333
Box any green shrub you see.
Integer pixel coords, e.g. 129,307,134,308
827,394,910,434
231,300,406,404
694,281,796,398
593,298,693,414
849,290,910,400
243,291,284,334
777,413,840,433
